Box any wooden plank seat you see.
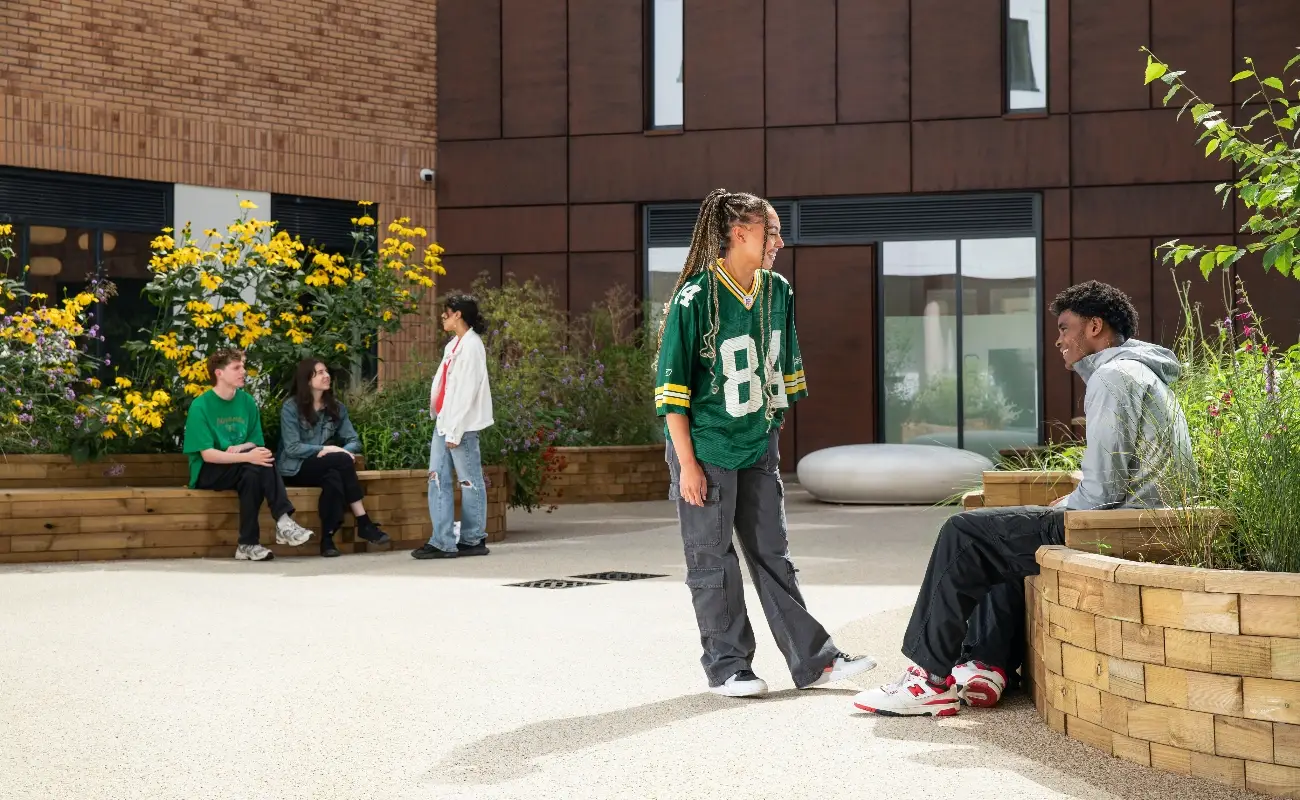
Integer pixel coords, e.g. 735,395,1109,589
0,469,504,564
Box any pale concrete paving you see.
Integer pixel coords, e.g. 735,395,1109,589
0,485,1256,800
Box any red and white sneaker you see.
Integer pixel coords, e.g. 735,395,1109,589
951,661,1007,708
852,666,960,717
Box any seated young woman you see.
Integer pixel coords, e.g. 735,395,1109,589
277,359,391,557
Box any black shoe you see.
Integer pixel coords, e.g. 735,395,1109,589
320,534,341,558
358,522,391,545
411,544,458,559
457,541,490,557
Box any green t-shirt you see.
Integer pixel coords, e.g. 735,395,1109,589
182,388,265,487
654,263,808,470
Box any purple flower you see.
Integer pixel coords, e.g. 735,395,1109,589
391,431,400,441
17,413,31,423
65,388,76,401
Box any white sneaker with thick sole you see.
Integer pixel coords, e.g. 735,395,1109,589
710,670,769,698
802,652,878,688
275,516,314,547
951,661,1007,708
235,544,275,561
852,666,961,717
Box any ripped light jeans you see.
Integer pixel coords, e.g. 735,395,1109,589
426,429,487,552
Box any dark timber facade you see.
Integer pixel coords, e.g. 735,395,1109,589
434,0,1300,469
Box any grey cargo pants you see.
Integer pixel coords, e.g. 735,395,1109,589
667,430,840,688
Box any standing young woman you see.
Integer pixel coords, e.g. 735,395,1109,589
655,189,878,697
411,294,495,560
278,359,392,557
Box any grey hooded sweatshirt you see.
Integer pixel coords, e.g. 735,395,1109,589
1063,338,1193,511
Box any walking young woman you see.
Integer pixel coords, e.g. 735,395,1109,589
655,188,878,697
411,293,495,560
277,359,391,557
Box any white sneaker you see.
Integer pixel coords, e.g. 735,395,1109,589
951,661,1007,708
803,652,878,688
852,666,960,717
235,544,274,561
710,670,769,698
275,515,314,547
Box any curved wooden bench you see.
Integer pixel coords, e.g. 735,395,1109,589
0,469,507,564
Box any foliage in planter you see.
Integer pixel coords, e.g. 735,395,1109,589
0,226,169,460
1153,277,1300,572
1143,46,1300,281
906,362,1020,430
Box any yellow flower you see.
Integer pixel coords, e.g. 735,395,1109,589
359,200,374,207
335,342,348,352
239,200,258,210
381,310,394,322
75,292,95,307
203,229,222,239
12,399,22,409
87,377,101,388
101,430,117,440
356,215,375,227
151,390,170,405
115,377,132,389
185,383,206,397
199,272,223,292
0,223,12,236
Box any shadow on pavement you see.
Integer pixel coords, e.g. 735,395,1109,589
867,693,1256,800
428,688,858,786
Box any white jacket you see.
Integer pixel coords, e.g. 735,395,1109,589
428,329,494,444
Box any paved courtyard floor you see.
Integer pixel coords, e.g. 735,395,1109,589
0,486,1259,800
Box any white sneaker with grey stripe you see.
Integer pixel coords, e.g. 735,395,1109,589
275,515,313,547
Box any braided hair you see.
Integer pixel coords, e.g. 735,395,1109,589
654,189,781,418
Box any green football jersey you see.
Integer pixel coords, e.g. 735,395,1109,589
655,261,808,470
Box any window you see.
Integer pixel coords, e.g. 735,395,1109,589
650,0,684,128
881,237,1040,458
1006,0,1047,112
647,245,690,326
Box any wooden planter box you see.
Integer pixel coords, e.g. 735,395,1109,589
542,444,669,504
1026,509,1300,796
0,466,507,564
0,454,191,489
976,470,1079,508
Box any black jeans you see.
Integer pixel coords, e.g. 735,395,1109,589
284,452,365,535
195,462,296,546
902,506,1066,682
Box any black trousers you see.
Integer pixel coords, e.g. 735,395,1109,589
195,462,296,546
284,452,365,535
901,506,1066,682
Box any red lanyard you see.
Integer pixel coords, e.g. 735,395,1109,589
433,336,463,415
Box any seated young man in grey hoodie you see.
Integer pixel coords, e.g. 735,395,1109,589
852,280,1192,717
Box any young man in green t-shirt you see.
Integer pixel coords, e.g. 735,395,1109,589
183,348,313,561
654,189,877,698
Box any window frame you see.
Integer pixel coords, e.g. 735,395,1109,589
644,0,685,131
1002,0,1050,116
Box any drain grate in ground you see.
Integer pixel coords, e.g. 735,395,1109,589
569,571,668,582
505,578,602,589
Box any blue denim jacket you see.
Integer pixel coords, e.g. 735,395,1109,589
276,399,362,477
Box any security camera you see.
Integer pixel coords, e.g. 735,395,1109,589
419,168,435,183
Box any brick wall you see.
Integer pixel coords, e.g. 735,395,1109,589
0,0,441,377
544,445,670,504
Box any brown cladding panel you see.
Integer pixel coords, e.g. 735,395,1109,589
911,0,1002,120
1071,111,1233,187
439,256,502,295
569,252,638,317
1071,0,1150,112
570,204,638,253
437,206,568,255
502,254,570,310
1150,240,1236,349
502,0,568,138
684,0,765,130
570,129,765,204
1071,239,1154,342
1072,184,1234,240
1045,189,1070,241
765,0,837,127
1235,238,1300,348
569,0,642,135
436,138,567,208
837,0,910,123
1043,241,1073,439
1235,0,1300,106
775,248,798,472
1049,0,1070,114
437,0,502,140
1150,0,1232,108
912,116,1068,192
767,124,910,198
794,247,875,460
